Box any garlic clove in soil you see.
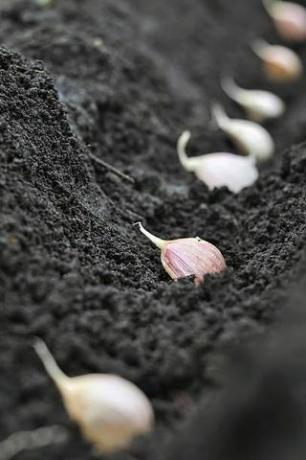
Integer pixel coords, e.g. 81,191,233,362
137,222,226,285
34,339,154,453
221,76,285,122
212,103,274,162
177,131,258,193
251,39,303,82
263,0,306,42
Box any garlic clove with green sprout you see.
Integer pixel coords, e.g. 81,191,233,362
251,39,303,82
177,131,258,193
212,103,274,162
221,77,285,122
137,222,226,285
34,339,154,453
262,0,306,42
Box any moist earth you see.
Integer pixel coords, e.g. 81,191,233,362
0,0,306,459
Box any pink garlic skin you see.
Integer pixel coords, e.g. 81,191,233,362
273,2,306,41
161,238,226,285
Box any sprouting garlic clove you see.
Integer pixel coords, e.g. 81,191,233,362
137,222,226,285
263,0,306,42
177,131,258,193
221,76,285,122
33,339,154,453
251,39,303,82
211,103,274,162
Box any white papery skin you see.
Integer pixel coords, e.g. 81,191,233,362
252,39,303,82
177,131,258,192
62,375,154,452
194,153,258,193
34,340,154,453
221,77,285,122
212,104,274,161
263,0,306,41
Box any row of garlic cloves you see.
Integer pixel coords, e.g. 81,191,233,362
143,2,306,283
176,98,275,196
256,1,306,82
30,2,306,455
136,87,272,282
138,1,306,284
262,0,306,43
176,0,306,196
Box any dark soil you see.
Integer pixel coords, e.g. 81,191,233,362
0,0,306,459
163,281,306,460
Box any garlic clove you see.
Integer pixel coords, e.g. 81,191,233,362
251,39,303,82
63,375,153,452
212,103,274,161
177,131,258,193
221,76,285,122
34,339,154,453
137,222,226,285
263,0,306,42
